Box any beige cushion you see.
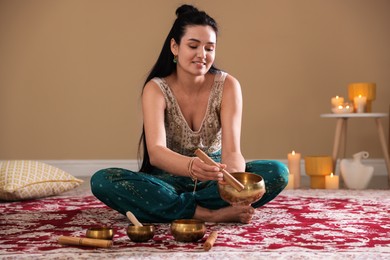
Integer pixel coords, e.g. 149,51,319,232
0,160,83,201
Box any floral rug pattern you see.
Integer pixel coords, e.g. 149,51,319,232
1,189,390,259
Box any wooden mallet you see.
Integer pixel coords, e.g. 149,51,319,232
194,149,244,191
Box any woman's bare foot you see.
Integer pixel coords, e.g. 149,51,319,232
193,205,255,223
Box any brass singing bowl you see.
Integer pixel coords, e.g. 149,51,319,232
218,172,266,206
127,225,155,242
171,219,206,242
86,227,114,240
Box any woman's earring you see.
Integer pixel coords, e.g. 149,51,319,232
173,55,178,64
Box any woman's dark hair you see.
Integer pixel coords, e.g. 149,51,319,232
138,4,220,173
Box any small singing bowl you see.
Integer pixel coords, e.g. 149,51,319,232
127,225,155,242
86,227,114,240
171,219,206,242
218,172,266,206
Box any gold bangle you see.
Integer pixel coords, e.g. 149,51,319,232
187,157,198,193
187,157,197,181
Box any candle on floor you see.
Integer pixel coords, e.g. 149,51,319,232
353,95,367,113
285,174,295,190
288,150,301,189
331,96,344,108
325,172,339,190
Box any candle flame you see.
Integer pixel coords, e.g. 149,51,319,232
292,150,295,155
330,172,334,177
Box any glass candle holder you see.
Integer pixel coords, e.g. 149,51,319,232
348,83,376,112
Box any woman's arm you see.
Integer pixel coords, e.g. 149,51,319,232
220,74,246,173
142,80,190,176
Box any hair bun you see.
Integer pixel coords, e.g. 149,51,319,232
175,4,199,17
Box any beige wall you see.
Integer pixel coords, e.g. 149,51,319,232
0,0,389,160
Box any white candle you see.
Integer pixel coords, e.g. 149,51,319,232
288,150,301,189
285,174,295,190
325,172,339,189
353,95,367,113
331,96,344,108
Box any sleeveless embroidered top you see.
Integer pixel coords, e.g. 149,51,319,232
152,71,227,157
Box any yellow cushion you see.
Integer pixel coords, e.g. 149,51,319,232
0,160,83,201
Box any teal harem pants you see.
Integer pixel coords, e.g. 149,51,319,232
91,156,288,223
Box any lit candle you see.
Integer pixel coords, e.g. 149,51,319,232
353,95,367,113
285,174,295,190
332,103,353,114
288,150,301,189
334,104,345,114
331,96,344,108
325,172,339,189
344,103,353,113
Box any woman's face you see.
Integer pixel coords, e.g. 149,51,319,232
172,25,216,76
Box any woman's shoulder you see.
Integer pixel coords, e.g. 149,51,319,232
143,77,166,97
147,77,164,86
217,72,241,91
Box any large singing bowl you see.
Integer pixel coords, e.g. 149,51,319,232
218,172,266,206
171,219,206,242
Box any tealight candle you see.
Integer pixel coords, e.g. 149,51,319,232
331,96,344,108
325,172,339,189
288,150,301,189
334,105,345,114
354,95,367,113
344,103,353,113
332,103,353,114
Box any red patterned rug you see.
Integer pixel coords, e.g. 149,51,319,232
1,189,390,259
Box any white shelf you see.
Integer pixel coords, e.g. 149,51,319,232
321,113,387,118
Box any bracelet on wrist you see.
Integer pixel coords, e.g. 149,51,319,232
187,157,198,194
187,157,197,181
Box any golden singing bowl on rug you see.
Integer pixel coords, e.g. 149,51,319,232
218,172,266,206
171,219,206,242
127,225,155,242
86,227,114,240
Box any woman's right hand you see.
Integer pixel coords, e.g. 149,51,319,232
190,157,224,182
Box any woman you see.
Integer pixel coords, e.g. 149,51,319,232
91,4,288,224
